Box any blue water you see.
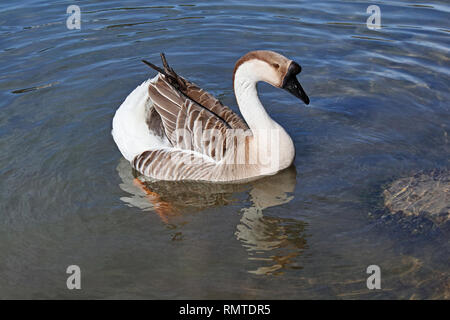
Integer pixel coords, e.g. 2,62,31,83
0,0,448,299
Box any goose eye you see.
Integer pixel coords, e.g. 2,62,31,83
272,63,280,69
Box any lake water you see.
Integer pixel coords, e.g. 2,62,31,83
0,0,448,299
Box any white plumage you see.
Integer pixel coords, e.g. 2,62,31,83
112,77,170,162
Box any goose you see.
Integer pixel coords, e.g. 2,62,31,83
112,50,309,183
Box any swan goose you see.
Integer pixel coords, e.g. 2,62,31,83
112,51,309,182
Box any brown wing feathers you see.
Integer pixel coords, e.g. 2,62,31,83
140,53,252,164
142,53,249,130
148,79,229,160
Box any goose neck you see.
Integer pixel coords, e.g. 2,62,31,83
234,76,274,132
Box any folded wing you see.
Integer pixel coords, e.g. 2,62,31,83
145,54,250,162
148,75,228,161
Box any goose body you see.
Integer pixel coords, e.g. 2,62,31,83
112,51,309,182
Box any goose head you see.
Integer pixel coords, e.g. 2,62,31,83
233,50,310,105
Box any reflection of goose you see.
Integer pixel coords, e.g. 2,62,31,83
117,160,307,274
116,158,295,217
117,158,249,218
235,167,307,275
112,51,309,182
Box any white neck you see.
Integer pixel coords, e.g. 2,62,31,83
234,60,277,131
233,60,295,171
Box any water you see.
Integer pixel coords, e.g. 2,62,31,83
0,0,449,299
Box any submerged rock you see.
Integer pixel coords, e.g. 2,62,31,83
382,169,449,228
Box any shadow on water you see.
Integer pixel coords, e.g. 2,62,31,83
116,159,307,275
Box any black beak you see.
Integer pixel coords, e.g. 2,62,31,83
281,61,310,105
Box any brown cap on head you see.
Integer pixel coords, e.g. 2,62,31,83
233,50,291,87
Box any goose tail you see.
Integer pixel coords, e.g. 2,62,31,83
112,78,166,162
142,53,187,91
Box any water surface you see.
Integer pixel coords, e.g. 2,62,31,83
0,0,449,299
